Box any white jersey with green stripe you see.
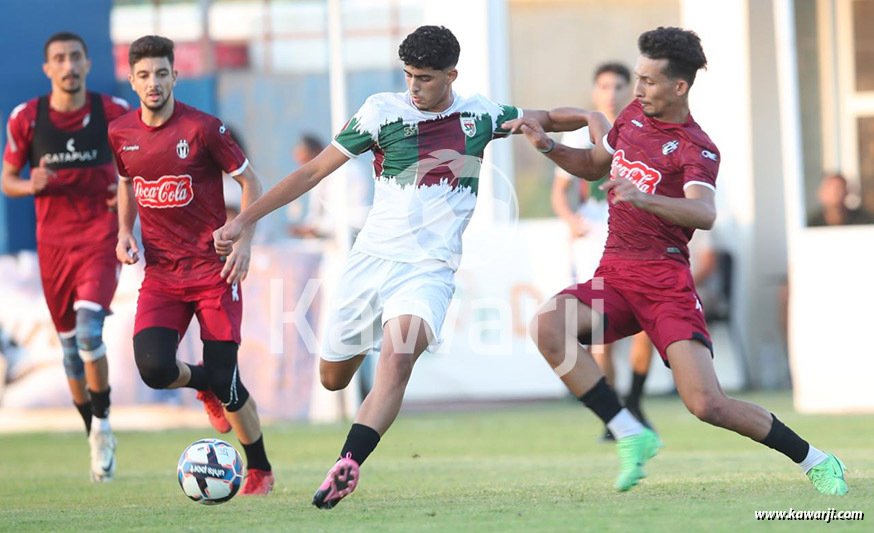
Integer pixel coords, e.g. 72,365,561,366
332,91,521,270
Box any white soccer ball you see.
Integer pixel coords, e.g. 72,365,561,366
177,438,243,504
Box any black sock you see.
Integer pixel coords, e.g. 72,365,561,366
340,423,381,465
627,371,647,409
185,363,209,391
579,377,623,425
242,435,271,472
74,401,92,435
89,387,111,420
759,414,810,463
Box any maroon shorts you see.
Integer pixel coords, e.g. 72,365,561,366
37,241,120,333
559,258,711,366
134,272,243,344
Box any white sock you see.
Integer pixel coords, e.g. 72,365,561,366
607,408,644,439
93,416,112,433
798,445,828,473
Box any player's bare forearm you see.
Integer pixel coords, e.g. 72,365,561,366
547,144,612,181
117,180,138,235
233,165,263,245
525,108,605,133
502,116,613,180
636,192,716,230
1,163,33,197
236,144,348,229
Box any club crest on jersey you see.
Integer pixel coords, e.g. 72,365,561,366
133,175,194,208
460,117,476,138
176,139,190,159
662,140,679,155
610,149,662,194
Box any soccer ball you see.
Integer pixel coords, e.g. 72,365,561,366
177,438,243,504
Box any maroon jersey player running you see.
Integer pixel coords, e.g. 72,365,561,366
506,27,847,495
109,35,273,495
2,32,129,482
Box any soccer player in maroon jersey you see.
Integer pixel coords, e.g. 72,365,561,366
2,32,130,482
109,35,273,495
506,27,848,495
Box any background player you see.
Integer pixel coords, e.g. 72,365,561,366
213,25,609,509
110,35,273,495
507,26,848,495
551,62,656,440
1,32,129,482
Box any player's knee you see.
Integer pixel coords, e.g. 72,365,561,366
203,341,249,412
381,352,415,386
685,392,727,425
133,329,180,389
59,333,85,379
320,371,351,391
530,313,571,361
75,308,107,362
136,360,179,389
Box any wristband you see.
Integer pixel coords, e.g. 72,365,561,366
538,138,556,154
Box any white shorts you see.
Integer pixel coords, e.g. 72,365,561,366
321,250,456,362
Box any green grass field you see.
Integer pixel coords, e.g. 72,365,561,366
1,392,870,532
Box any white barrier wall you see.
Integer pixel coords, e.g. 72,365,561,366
789,227,874,412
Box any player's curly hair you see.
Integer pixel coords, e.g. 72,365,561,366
638,27,707,86
128,35,175,68
398,26,460,71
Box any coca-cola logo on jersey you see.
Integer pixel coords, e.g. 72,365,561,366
609,149,662,194
133,175,194,208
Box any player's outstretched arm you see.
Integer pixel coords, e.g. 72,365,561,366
213,144,349,254
1,159,56,197
220,164,264,284
502,116,613,181
600,180,716,230
521,108,606,133
116,178,140,264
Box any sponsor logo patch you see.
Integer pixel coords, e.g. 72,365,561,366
701,149,718,161
42,137,98,165
610,149,662,194
133,175,194,208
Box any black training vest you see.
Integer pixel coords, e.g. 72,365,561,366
29,92,112,170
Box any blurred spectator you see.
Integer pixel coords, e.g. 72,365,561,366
287,134,372,240
551,62,632,256
807,172,874,226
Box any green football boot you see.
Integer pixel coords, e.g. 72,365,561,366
807,453,848,495
614,427,662,491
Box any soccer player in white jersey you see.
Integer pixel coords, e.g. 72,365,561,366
214,25,610,509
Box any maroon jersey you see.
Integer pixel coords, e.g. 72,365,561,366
3,93,130,247
108,101,247,285
602,99,719,263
